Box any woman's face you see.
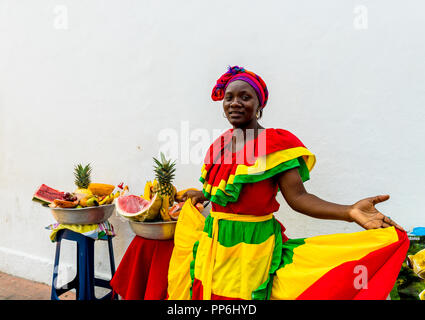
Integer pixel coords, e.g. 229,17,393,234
223,80,260,129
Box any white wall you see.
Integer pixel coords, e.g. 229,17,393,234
0,0,424,285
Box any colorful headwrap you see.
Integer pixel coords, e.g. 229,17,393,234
211,65,269,109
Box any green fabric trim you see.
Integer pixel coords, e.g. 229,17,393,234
277,157,310,193
189,240,200,299
297,156,310,183
203,215,278,247
201,187,238,207
200,157,310,207
278,238,306,269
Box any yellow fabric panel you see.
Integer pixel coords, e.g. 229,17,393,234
270,227,399,300
302,154,316,171
210,211,274,223
201,164,207,179
197,211,274,300
203,181,212,194
211,179,232,196
167,200,206,300
194,231,275,300
227,174,235,184
235,147,316,176
203,176,235,197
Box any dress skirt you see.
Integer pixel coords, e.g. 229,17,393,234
167,201,409,300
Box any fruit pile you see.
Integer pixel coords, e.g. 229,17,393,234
32,163,127,209
116,153,203,222
33,154,205,221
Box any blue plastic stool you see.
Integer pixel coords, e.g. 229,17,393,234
51,229,117,300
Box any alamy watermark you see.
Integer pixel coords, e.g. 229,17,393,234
157,121,267,172
353,264,368,290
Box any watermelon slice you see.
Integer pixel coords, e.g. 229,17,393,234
169,202,184,220
116,193,162,222
32,184,66,205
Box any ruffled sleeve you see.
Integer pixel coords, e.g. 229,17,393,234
199,128,316,207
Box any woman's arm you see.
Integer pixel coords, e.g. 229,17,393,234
276,167,404,231
181,190,208,205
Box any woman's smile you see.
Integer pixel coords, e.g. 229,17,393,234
229,110,244,117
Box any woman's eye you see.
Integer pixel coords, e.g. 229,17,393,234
242,95,250,100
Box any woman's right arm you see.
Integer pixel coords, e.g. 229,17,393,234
181,190,208,205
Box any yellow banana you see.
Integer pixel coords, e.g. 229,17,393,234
99,195,110,205
159,195,172,221
121,185,129,196
144,181,152,201
107,193,115,204
85,196,99,207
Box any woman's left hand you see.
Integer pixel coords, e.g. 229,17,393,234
348,194,404,231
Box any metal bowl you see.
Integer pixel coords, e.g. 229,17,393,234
128,219,177,240
46,204,115,225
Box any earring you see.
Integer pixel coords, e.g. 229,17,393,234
223,112,227,118
256,111,260,119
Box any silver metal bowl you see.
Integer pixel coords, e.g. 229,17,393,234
128,219,177,240
46,204,115,225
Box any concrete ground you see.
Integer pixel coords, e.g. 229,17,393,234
0,271,75,300
0,270,392,301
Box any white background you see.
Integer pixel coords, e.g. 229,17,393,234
0,0,424,286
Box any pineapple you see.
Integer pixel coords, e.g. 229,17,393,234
152,152,177,207
74,163,93,197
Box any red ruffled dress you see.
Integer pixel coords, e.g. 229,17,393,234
167,128,409,300
112,128,408,300
202,128,315,243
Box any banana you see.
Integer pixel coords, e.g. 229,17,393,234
144,181,152,201
99,195,110,205
121,185,129,196
159,195,172,221
85,196,99,207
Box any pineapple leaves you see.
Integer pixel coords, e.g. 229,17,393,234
74,163,92,189
152,152,176,185
152,153,177,207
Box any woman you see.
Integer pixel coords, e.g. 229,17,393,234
167,65,409,300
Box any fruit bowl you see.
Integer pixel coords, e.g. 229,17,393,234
127,219,177,240
45,204,115,225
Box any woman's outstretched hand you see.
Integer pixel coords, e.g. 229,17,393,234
348,194,404,231
181,190,207,205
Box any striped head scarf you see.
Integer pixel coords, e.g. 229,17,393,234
211,65,269,109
